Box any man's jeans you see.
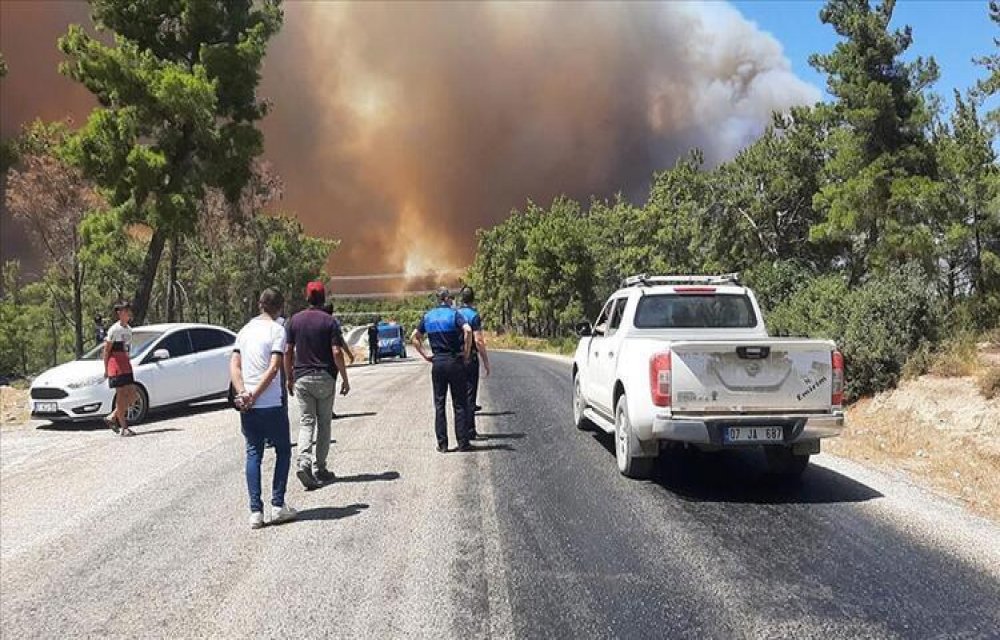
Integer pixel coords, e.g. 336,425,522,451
241,406,292,513
295,372,336,473
432,354,469,448
464,354,480,435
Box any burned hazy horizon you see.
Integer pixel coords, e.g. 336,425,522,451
1,1,820,284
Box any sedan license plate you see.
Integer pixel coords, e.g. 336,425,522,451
34,402,58,413
725,426,782,443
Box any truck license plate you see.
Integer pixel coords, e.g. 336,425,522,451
34,402,58,413
725,426,782,443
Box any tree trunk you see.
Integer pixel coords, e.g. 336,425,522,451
72,225,84,357
132,227,168,325
166,234,178,322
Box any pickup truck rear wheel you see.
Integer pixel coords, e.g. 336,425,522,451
615,395,654,479
572,375,590,431
764,446,810,477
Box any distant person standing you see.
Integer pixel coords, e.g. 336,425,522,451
367,319,380,365
93,314,106,346
324,302,356,364
411,288,473,452
285,281,350,489
231,287,296,529
458,286,490,439
102,301,137,437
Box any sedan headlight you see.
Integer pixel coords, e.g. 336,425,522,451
66,374,106,389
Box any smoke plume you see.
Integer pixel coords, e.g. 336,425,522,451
1,1,820,281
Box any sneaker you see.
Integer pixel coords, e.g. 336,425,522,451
270,503,297,525
249,511,265,529
315,468,337,483
296,465,320,490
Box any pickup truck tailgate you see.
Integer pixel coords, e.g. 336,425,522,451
669,339,835,413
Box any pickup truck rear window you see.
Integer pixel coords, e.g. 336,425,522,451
633,294,757,329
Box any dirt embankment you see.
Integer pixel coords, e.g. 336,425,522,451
1,386,30,428
830,375,1000,520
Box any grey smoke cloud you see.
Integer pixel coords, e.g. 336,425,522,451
261,1,820,277
0,1,820,280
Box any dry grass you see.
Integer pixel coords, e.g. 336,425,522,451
0,386,30,428
829,376,1000,520
977,367,1000,400
928,333,983,378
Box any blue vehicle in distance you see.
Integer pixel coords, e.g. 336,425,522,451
377,322,407,359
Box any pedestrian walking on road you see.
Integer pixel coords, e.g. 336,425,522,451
367,319,380,365
457,286,490,439
285,281,351,489
230,287,297,529
102,301,138,437
411,288,473,452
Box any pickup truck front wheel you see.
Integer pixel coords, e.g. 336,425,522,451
764,446,810,477
615,395,654,479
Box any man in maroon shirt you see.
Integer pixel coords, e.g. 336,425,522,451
284,281,351,489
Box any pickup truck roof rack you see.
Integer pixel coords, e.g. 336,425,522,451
621,273,742,288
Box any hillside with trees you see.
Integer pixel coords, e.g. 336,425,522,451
468,0,1000,400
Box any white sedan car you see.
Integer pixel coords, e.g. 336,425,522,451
28,323,236,425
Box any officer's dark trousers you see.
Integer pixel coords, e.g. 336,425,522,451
464,354,479,435
432,354,469,447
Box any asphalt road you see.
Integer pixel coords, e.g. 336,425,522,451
1,351,999,639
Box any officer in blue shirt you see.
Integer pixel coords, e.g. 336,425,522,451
457,286,491,439
411,288,474,452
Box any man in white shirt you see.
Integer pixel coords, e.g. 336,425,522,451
230,287,297,529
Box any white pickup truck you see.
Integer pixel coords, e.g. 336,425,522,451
572,274,844,479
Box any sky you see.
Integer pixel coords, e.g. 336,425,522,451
733,0,997,105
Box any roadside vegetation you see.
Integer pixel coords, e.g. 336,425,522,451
469,0,1000,403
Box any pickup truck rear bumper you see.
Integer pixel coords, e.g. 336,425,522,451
650,413,844,446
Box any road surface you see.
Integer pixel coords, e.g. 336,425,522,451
2,351,999,639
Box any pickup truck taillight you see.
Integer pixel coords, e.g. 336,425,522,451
831,350,844,408
649,351,672,407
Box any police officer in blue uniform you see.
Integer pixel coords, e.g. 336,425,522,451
411,288,474,452
457,286,490,439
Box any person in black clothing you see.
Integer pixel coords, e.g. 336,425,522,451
94,314,106,346
411,288,473,452
367,319,380,365
457,286,490,438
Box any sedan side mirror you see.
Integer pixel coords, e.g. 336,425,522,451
575,321,592,337
152,348,171,361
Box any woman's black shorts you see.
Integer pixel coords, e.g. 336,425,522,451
108,373,135,388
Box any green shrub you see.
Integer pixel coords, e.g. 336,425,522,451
841,265,942,398
767,264,941,401
743,260,817,314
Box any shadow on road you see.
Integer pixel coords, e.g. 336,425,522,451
592,432,882,505
131,428,184,437
336,470,401,484
333,412,378,420
452,443,515,453
475,432,525,440
34,400,230,432
292,503,370,522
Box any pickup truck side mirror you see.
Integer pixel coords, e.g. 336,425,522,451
152,348,171,361
575,321,593,337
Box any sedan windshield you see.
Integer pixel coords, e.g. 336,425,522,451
633,294,757,329
79,330,164,360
